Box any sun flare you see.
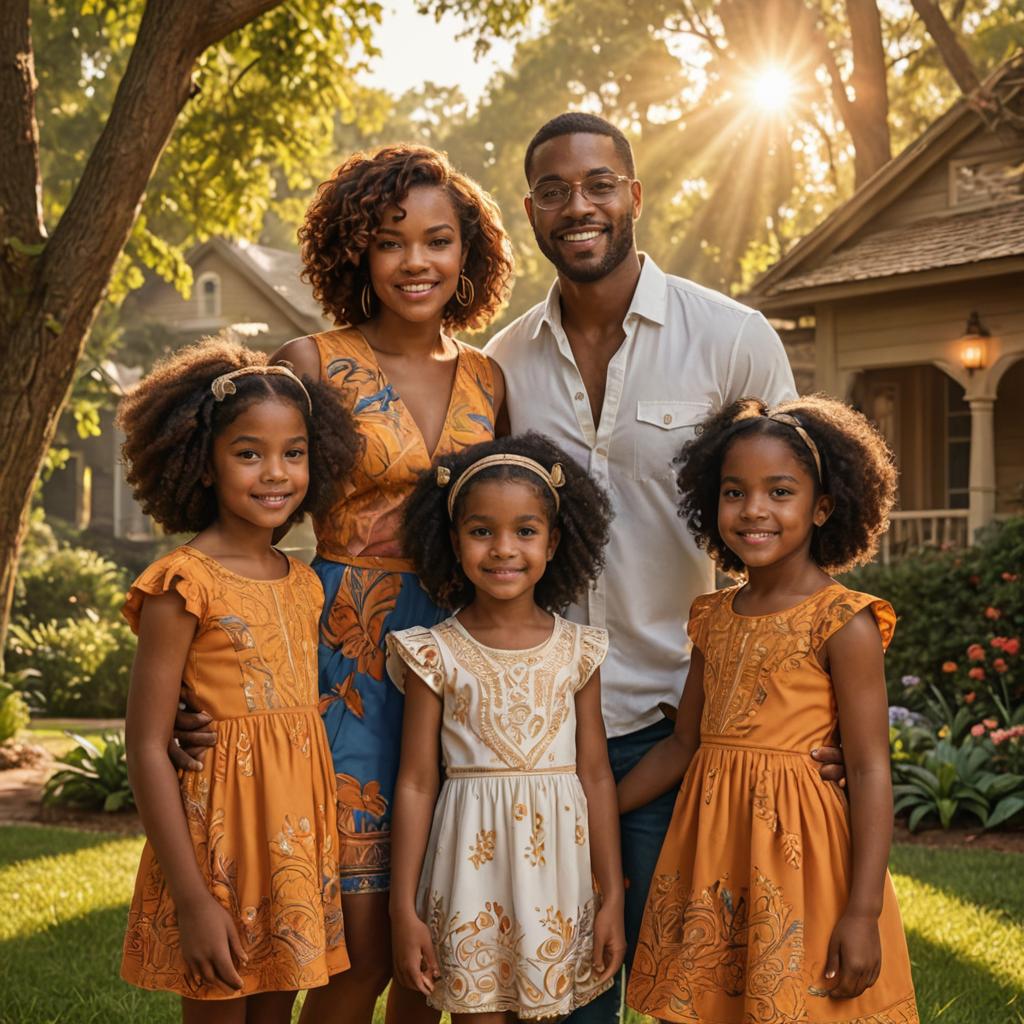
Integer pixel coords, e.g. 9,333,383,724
750,66,795,112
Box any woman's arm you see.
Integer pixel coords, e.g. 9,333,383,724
389,670,443,996
617,649,705,814
823,608,892,999
126,592,246,991
574,669,626,982
271,335,321,379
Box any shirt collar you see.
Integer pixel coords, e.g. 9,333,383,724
531,252,667,341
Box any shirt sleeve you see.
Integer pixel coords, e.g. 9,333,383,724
122,553,208,635
726,312,798,406
386,627,445,696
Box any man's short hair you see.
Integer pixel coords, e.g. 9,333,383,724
524,112,636,182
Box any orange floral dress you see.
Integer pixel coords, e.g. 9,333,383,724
627,584,918,1024
120,546,348,999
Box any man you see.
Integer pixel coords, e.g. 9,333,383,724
485,111,841,1023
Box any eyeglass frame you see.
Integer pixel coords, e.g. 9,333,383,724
526,173,635,211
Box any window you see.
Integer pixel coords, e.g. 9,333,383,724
945,379,970,509
197,272,221,319
949,155,1024,209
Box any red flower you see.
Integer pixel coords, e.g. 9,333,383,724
1004,638,1020,656
942,660,958,673
964,691,977,704
991,636,1008,651
983,718,999,729
971,723,986,737
968,667,985,681
994,658,1008,674
1001,572,1019,582
967,643,986,661
968,574,980,586
985,606,1002,620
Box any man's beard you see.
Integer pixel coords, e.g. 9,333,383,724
534,210,635,283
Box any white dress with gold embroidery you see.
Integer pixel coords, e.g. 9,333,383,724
386,615,612,1019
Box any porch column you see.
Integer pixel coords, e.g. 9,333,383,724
967,397,996,540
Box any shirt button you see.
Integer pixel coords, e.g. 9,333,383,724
596,447,607,457
663,413,673,425
575,391,585,402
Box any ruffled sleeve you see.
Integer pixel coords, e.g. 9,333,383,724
574,624,609,692
386,627,445,695
686,592,720,653
122,549,209,635
812,588,897,653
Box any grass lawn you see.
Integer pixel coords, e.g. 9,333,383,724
26,719,123,759
1,825,1021,1023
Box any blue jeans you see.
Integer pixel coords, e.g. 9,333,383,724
566,717,678,1024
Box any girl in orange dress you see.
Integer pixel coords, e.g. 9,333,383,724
116,339,361,1022
622,396,919,1024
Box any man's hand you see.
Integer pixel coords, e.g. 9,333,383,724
811,744,847,785
169,705,217,772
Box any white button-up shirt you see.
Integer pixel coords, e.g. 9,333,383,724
485,256,797,737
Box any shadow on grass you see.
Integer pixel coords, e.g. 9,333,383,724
0,903,178,1024
906,927,1024,1023
0,823,125,869
891,843,1024,924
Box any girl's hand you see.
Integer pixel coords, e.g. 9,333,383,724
177,894,248,992
591,903,627,984
824,912,881,999
392,912,440,997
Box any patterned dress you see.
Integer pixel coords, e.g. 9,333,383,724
627,584,918,1024
310,327,495,894
120,547,348,998
386,616,613,1019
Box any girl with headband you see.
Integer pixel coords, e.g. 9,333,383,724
623,396,919,1024
387,433,626,1022
172,145,514,1023
115,339,362,1021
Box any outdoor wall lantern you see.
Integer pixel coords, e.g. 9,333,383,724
958,311,989,374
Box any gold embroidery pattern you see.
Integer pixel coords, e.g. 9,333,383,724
452,684,471,725
525,812,546,867
468,829,496,869
435,618,577,769
236,731,254,777
575,819,586,846
703,767,719,805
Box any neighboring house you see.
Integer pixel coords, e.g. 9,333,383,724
745,55,1024,561
44,239,329,541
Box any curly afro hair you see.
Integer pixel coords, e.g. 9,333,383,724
400,432,612,613
299,144,514,333
675,395,897,577
116,337,362,534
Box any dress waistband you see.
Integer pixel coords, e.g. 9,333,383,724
700,738,814,758
315,546,415,573
445,765,576,779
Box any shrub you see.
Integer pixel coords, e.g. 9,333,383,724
6,614,134,717
843,517,1024,708
42,731,134,812
0,678,31,744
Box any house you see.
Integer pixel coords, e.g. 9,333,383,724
44,239,330,541
745,55,1024,561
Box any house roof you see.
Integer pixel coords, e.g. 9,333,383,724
746,53,1024,311
771,198,1024,293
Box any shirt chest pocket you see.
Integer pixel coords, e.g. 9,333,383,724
632,400,712,482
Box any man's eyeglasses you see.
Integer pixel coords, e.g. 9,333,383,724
528,174,633,211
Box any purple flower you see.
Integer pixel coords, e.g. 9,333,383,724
901,675,921,688
889,706,912,725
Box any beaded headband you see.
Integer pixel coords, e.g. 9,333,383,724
437,454,565,518
768,412,823,483
210,364,312,415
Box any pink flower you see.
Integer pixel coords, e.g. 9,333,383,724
1004,638,1020,656
983,718,999,729
964,691,977,704
991,636,1008,651
967,643,986,661
971,724,986,737
1001,572,1019,582
985,606,1002,620
994,658,1008,674
968,667,985,681
942,661,958,673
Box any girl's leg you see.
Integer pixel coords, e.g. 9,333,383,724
245,991,298,1024
385,976,441,1024
298,890,401,1024
452,1014,515,1024
182,996,246,1024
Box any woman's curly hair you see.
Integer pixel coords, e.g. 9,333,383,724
116,337,362,534
400,433,613,613
299,144,514,333
675,395,897,577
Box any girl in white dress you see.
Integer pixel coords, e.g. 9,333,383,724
386,433,625,1023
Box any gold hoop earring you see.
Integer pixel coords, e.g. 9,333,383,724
455,273,474,308
361,283,373,319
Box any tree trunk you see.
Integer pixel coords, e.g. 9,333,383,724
909,0,982,96
845,0,891,187
0,0,281,668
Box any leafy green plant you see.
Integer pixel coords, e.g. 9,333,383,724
6,613,134,717
0,678,31,744
42,732,134,813
893,738,1024,832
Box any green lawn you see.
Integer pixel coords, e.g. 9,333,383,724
0,824,1020,1023
26,719,122,759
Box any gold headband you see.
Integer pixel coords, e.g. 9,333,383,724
438,454,565,518
768,412,823,483
210,364,312,415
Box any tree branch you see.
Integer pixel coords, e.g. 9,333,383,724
197,0,284,52
0,0,45,252
909,0,982,95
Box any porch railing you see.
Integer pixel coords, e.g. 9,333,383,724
878,509,970,565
